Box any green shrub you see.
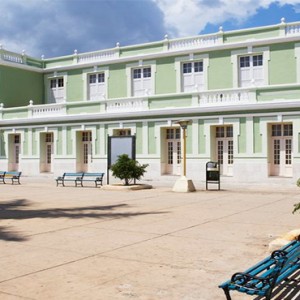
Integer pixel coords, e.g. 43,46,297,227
111,154,148,186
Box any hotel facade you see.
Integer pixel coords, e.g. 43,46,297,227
1,19,300,184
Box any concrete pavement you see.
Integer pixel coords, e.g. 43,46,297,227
0,176,300,299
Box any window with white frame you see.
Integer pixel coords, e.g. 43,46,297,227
48,78,65,103
239,54,264,87
132,67,152,97
88,73,105,100
182,61,204,92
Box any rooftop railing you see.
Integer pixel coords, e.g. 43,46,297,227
0,48,25,64
2,20,300,69
167,30,223,51
74,47,120,64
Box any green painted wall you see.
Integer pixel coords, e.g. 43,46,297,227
199,120,205,154
208,50,232,89
95,125,100,155
0,131,5,157
155,57,176,94
253,117,262,153
225,27,279,43
238,118,246,154
32,129,37,156
23,129,28,156
149,95,191,109
67,103,100,115
257,87,300,102
120,43,163,57
44,57,74,68
136,122,143,155
0,65,43,107
148,122,156,155
3,109,28,119
186,124,192,154
57,128,63,155
108,64,127,98
67,127,73,155
269,43,296,85
67,69,83,101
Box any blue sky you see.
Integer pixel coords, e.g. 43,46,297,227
1,0,300,58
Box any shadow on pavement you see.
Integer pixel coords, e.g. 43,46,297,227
0,199,168,242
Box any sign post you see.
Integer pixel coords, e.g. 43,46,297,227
107,135,136,185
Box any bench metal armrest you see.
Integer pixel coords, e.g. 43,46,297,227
231,272,272,290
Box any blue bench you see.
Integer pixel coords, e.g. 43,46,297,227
56,172,84,187
81,173,104,187
219,239,300,300
0,171,22,184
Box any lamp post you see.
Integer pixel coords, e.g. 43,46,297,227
172,120,196,192
178,120,189,176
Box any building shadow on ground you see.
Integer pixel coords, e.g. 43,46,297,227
0,199,168,242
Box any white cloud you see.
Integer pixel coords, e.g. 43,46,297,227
0,0,165,57
153,0,300,37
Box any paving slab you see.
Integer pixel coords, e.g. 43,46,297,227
0,176,300,299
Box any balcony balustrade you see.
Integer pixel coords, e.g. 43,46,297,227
28,102,66,118
199,89,255,106
106,98,147,113
1,84,299,122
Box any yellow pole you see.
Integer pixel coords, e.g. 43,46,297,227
183,127,186,177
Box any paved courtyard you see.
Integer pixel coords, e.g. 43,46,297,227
0,176,300,299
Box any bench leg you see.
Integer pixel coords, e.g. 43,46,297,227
222,287,232,300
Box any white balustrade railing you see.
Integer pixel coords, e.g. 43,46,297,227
286,24,300,35
106,98,146,113
1,50,24,64
77,49,119,64
168,33,221,51
199,90,253,106
30,103,66,118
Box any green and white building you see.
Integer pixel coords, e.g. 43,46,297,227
1,18,300,184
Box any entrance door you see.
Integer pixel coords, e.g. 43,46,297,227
215,126,233,176
78,131,92,172
40,133,53,172
165,128,181,175
11,134,20,171
270,124,293,177
45,133,53,172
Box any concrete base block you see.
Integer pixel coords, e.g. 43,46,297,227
172,176,196,193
